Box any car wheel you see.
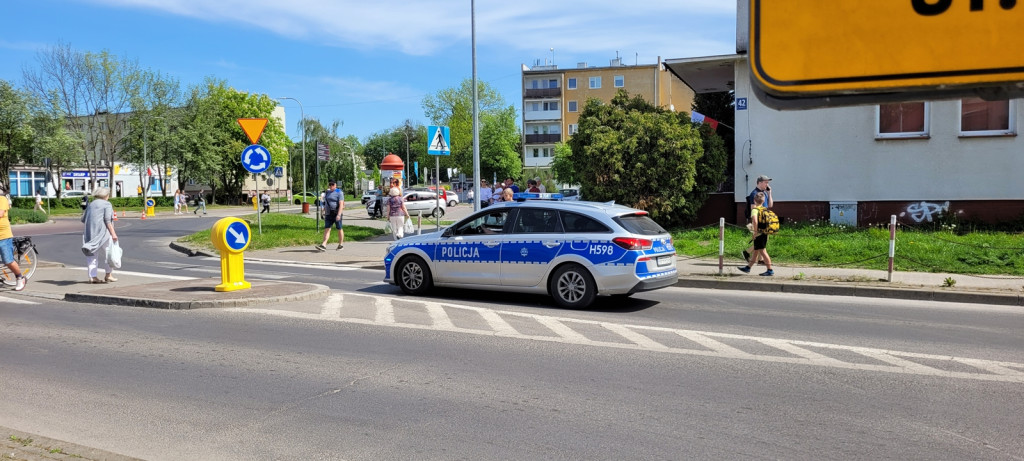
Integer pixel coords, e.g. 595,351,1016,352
447,200,457,207
431,207,445,218
396,255,433,295
549,263,597,309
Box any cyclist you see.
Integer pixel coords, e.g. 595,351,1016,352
0,187,27,291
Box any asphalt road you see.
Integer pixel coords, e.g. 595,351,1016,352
2,216,1023,460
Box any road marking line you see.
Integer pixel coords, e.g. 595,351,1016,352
320,293,342,319
424,302,455,330
68,267,195,281
0,295,38,304
676,331,754,358
602,323,671,351
374,296,394,324
221,291,1024,383
534,316,591,343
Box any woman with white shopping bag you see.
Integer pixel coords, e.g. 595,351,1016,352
386,183,411,240
81,187,119,283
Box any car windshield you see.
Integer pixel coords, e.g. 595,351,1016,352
614,213,667,235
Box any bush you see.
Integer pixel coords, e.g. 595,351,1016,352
9,208,48,224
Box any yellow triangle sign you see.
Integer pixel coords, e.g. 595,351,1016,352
237,118,268,144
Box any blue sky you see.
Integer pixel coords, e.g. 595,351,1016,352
2,0,737,145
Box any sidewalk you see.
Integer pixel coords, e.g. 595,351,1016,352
6,203,1024,307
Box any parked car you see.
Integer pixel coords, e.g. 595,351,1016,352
383,200,678,308
61,190,90,198
361,190,380,205
446,192,460,207
367,190,446,218
559,188,581,201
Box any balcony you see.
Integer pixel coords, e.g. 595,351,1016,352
524,110,561,121
524,88,561,98
525,133,561,144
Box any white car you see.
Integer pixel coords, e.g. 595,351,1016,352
384,200,678,308
367,190,447,218
446,192,460,207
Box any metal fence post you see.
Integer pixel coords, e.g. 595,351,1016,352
888,214,897,282
718,217,725,275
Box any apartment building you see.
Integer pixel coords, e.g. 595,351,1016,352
521,56,695,170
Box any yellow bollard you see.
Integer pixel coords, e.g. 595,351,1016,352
252,195,258,211
210,217,252,292
145,198,155,217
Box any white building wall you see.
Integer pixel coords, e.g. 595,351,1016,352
734,58,1024,203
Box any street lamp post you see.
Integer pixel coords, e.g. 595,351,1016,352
399,128,410,185
276,97,306,204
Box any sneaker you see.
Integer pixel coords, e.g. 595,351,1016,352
759,269,775,276
15,276,26,291
315,244,326,251
336,244,344,250
104,274,118,282
742,250,750,262
737,265,751,273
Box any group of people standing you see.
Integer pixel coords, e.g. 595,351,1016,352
477,177,543,208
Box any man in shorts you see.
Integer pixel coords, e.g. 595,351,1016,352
0,189,27,291
737,192,774,276
316,181,344,251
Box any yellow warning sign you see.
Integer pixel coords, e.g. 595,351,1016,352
237,118,268,144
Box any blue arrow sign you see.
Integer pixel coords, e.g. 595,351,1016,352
145,199,155,207
225,221,250,251
427,125,450,156
242,144,271,173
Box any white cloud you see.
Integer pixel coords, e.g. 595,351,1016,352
83,0,736,57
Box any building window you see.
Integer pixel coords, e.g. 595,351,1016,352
568,124,578,135
532,125,540,134
533,148,539,158
877,102,928,138
8,171,48,197
531,102,540,111
548,79,557,89
589,76,601,89
544,101,558,111
568,78,577,90
531,79,539,89
960,98,1013,136
542,148,551,157
568,101,577,112
614,75,624,87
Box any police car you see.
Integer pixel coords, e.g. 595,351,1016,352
383,198,678,308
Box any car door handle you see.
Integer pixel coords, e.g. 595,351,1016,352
483,241,500,248
542,241,560,248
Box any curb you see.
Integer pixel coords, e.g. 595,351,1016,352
674,277,1024,306
64,282,332,310
169,240,214,257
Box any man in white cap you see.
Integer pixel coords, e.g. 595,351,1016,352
743,175,773,262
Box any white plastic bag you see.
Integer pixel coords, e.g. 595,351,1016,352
404,217,415,235
107,240,123,269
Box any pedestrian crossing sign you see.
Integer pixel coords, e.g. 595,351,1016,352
427,125,450,156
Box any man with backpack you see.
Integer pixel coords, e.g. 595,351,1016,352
738,192,775,276
743,174,774,262
315,181,344,251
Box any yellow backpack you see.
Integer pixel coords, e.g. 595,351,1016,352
756,206,780,235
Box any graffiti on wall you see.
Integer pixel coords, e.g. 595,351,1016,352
899,201,959,223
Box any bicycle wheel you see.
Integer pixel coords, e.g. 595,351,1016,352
1,246,37,286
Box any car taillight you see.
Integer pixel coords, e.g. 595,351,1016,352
612,237,653,251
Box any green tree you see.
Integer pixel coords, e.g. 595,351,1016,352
421,79,519,176
0,80,35,187
693,91,735,192
563,90,708,225
478,105,521,183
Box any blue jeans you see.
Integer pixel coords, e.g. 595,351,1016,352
0,238,14,265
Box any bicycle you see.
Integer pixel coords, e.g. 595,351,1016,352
1,236,38,286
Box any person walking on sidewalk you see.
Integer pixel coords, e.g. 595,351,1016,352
260,191,271,214
387,185,411,240
34,192,46,214
173,189,182,215
738,191,774,276
0,188,28,291
315,181,344,251
81,187,119,283
193,189,207,215
743,174,774,263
